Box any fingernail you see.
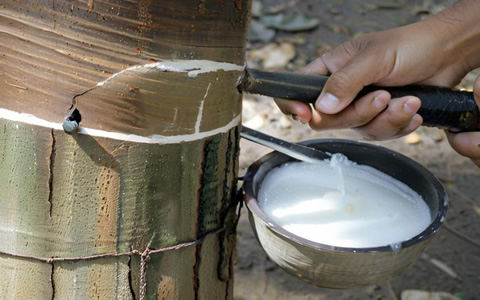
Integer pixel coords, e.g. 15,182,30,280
373,96,387,109
299,118,308,124
316,93,339,112
403,102,416,114
291,114,307,124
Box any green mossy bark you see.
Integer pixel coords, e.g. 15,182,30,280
1,0,250,298
0,121,240,299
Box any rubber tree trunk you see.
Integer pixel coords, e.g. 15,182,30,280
0,1,250,299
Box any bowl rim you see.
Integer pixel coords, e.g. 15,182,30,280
242,138,448,254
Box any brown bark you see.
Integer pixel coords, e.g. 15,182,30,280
0,0,250,299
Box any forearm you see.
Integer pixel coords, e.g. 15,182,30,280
426,0,480,72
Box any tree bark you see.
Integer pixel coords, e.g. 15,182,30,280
0,1,250,299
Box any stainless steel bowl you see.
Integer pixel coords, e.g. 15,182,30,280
243,139,448,289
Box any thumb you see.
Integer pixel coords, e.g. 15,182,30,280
315,48,394,114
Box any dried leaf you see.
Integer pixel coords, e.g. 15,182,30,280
242,99,267,130
251,0,263,18
432,131,444,142
473,205,480,216
278,115,292,129
429,258,458,279
250,43,296,70
244,114,267,130
278,34,307,45
87,0,94,12
327,24,350,35
405,132,421,144
421,254,459,279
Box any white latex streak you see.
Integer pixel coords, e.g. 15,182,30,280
0,108,241,144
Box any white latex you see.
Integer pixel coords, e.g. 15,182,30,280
258,154,431,248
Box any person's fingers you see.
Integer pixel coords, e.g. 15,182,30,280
446,131,480,161
308,90,390,130
446,131,480,159
297,57,330,75
315,43,395,114
319,42,361,74
353,96,422,140
298,41,360,75
475,74,480,104
274,98,312,124
393,114,423,138
445,75,480,166
274,55,331,121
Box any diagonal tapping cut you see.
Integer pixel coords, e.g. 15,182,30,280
67,59,244,117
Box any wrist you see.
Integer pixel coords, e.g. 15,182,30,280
426,0,480,72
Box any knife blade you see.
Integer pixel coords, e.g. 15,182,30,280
240,126,331,163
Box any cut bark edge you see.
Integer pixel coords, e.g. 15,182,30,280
0,108,241,144
95,59,245,87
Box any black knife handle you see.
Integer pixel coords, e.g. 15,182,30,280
242,68,479,132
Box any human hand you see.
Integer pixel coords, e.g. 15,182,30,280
276,13,471,140
446,76,480,167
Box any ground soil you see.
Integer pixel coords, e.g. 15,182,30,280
233,1,480,299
